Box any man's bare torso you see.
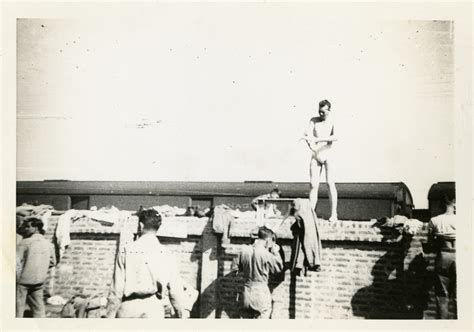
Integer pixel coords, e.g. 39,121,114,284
310,117,334,163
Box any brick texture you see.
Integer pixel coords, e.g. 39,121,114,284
40,213,455,319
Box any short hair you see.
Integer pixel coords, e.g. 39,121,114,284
319,99,331,110
257,226,275,240
138,209,162,231
271,188,281,196
442,193,455,207
23,217,45,235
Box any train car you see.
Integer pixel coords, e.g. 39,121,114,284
17,180,414,220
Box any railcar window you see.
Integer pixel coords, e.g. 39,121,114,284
70,196,89,210
190,197,213,209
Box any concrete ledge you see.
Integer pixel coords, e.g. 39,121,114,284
47,213,209,238
228,217,402,243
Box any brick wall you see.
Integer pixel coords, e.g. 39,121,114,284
43,216,124,300
40,213,455,319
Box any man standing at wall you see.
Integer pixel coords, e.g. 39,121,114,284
232,227,283,318
16,218,56,317
106,209,186,318
427,194,456,319
302,99,338,221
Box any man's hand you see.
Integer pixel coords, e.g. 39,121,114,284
301,135,318,152
182,310,191,319
301,135,313,143
270,243,280,255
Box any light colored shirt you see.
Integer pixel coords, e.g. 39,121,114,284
16,233,56,285
428,213,456,240
233,239,283,284
108,233,185,316
232,239,283,315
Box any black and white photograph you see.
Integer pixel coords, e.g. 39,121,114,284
1,1,472,330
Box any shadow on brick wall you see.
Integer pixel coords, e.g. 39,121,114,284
351,236,430,319
196,237,286,319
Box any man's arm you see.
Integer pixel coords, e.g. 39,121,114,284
267,244,283,274
303,121,318,151
230,252,241,273
106,247,126,318
167,259,186,318
424,219,437,254
49,242,57,268
314,136,338,143
16,242,26,281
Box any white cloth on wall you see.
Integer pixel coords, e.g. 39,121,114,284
41,210,52,231
55,210,81,260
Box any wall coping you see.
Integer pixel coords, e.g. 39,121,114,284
228,217,423,243
47,213,209,238
48,210,426,243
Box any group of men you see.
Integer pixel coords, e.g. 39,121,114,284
15,99,456,319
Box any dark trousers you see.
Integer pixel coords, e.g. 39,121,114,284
434,251,456,319
16,283,45,318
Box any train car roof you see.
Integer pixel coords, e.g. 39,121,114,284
17,181,413,202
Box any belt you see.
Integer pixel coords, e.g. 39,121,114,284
123,293,157,302
439,248,456,253
244,280,269,287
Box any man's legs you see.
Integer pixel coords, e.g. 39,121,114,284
117,297,165,318
26,284,46,318
240,307,259,319
324,160,338,222
434,252,455,319
16,284,28,317
309,158,323,213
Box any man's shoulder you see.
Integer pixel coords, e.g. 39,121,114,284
37,235,54,248
310,116,320,123
429,214,456,231
22,234,46,244
22,234,51,249
127,235,166,252
240,245,253,255
252,244,273,259
430,215,441,222
17,237,30,250
431,214,454,223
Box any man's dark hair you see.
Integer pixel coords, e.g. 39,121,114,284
319,99,331,110
138,209,162,231
443,193,455,207
257,226,275,240
24,217,45,235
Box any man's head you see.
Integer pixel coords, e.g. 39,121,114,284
21,217,44,237
318,99,331,120
270,188,281,199
257,226,276,248
443,193,456,214
138,209,162,235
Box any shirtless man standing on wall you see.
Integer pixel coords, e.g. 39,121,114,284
303,99,338,222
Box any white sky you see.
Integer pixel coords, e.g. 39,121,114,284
16,6,455,209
